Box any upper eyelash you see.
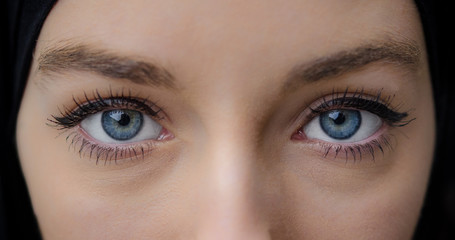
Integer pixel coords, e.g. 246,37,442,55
47,89,163,130
49,87,413,164
308,87,415,127
293,87,416,162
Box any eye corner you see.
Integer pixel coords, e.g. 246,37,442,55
48,89,176,164
291,128,306,141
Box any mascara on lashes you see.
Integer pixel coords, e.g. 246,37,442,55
48,90,162,130
309,89,415,127
47,90,166,163
296,89,415,161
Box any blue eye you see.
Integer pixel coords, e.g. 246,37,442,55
81,109,163,144
319,110,361,140
304,109,382,143
102,110,143,140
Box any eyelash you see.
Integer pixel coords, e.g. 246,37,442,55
295,88,415,162
48,89,164,164
49,88,414,164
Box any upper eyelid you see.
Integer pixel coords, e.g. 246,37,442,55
308,88,394,113
74,97,162,118
48,93,166,131
293,89,414,130
311,97,393,113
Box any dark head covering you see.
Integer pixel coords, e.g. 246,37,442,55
413,1,455,239
1,1,57,239
0,1,453,239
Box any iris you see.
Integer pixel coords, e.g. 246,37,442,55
102,109,143,140
319,110,361,140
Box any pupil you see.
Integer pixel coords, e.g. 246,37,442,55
118,114,130,126
329,111,345,125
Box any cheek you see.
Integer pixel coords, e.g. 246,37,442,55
17,137,181,240
16,86,180,240
274,170,428,240
276,114,434,239
37,196,174,240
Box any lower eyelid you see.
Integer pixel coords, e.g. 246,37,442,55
288,88,415,162
64,127,165,163
292,124,392,162
47,89,179,164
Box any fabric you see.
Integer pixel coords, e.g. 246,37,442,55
0,1,452,239
1,1,58,239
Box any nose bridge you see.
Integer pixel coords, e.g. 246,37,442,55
195,118,271,240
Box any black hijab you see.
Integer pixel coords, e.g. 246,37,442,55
0,1,453,239
1,1,59,239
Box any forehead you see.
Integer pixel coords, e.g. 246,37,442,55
36,0,422,92
39,0,419,54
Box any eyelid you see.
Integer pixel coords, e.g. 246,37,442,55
68,126,164,164
48,90,167,131
290,88,415,162
301,89,413,128
47,89,174,164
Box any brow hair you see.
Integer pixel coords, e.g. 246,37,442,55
38,43,176,88
37,38,421,92
283,38,421,91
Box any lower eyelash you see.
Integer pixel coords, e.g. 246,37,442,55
294,124,395,163
295,87,414,163
47,88,167,164
317,134,394,163
65,128,155,165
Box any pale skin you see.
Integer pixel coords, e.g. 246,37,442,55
16,0,435,239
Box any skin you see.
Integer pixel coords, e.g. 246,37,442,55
16,0,435,239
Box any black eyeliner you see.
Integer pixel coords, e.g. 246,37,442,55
47,89,162,130
309,88,415,127
296,87,416,162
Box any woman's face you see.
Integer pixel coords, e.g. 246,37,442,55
16,0,435,239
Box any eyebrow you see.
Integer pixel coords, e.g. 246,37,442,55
283,39,421,91
37,38,421,91
37,43,176,89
